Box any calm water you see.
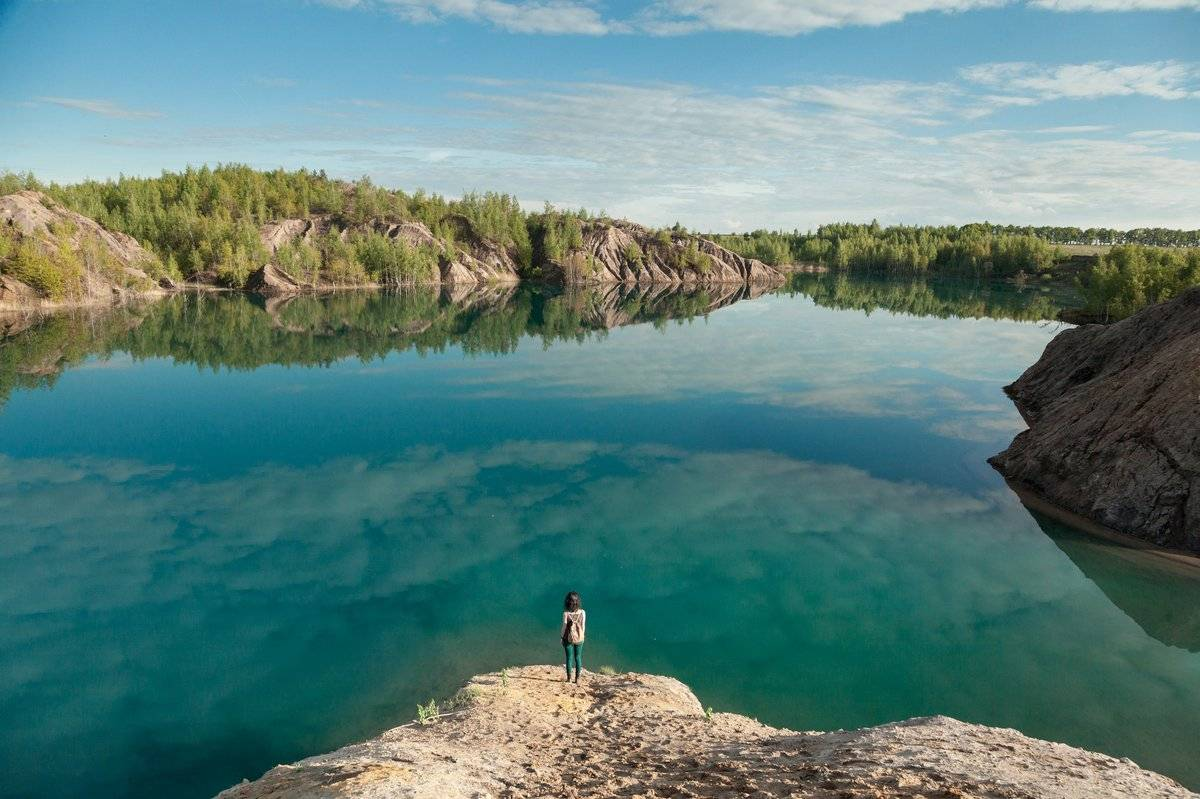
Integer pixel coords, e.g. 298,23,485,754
2,277,1198,798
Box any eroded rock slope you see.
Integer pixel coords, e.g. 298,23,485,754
543,219,783,286
252,214,523,294
0,191,167,310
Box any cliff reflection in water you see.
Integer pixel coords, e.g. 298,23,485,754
0,274,1072,410
0,282,769,406
1032,511,1200,652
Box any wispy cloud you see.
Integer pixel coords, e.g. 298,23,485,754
36,97,163,119
320,0,1199,35
961,60,1200,100
1032,0,1200,9
1130,129,1200,143
379,0,611,34
636,0,1005,35
768,79,961,125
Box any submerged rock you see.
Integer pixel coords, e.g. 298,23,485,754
217,666,1190,798
990,287,1200,551
0,191,166,310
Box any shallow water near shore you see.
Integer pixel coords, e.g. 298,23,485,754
2,276,1199,798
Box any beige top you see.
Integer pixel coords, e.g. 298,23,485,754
561,609,586,643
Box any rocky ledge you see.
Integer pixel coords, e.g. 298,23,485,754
218,666,1190,799
990,287,1200,552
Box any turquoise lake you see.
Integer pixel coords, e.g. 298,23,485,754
1,276,1198,798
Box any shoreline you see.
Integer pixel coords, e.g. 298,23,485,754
1005,480,1200,572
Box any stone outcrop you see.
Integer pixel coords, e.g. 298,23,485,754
0,191,166,310
252,214,523,294
543,220,784,286
990,287,1200,551
218,666,1190,799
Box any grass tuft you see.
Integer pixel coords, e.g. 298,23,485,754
416,699,439,725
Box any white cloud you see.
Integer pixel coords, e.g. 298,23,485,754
1032,0,1200,9
769,80,961,125
36,97,163,119
348,0,612,33
323,0,1200,35
962,60,1200,100
637,0,1005,35
1130,129,1200,142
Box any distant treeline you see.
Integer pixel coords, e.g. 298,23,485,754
712,224,1200,318
1077,245,1200,321
708,222,1199,272
3,165,1199,320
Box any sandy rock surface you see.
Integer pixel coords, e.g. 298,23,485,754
990,286,1200,551
218,666,1192,799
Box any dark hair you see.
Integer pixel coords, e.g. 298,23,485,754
563,591,581,611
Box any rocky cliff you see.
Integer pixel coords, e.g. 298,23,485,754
990,287,1200,551
1,194,783,309
543,219,783,286
218,666,1190,799
0,191,168,311
250,214,523,294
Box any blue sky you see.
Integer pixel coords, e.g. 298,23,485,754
0,0,1198,230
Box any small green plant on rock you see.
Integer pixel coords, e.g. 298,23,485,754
622,242,644,271
416,699,439,725
598,665,618,676
500,668,509,688
705,706,714,723
445,687,481,711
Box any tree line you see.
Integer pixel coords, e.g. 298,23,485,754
3,165,1198,318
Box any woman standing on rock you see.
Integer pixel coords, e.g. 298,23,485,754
561,591,586,684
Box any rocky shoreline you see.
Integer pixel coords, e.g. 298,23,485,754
218,666,1192,798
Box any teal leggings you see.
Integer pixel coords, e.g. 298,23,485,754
564,643,583,678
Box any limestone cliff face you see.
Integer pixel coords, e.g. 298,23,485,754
253,215,522,295
990,287,1200,551
543,220,784,286
217,666,1190,799
0,191,167,310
